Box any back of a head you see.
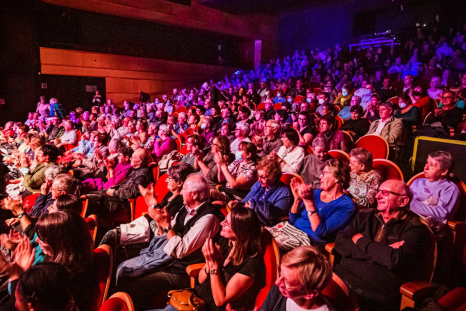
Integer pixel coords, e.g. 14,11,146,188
184,173,210,202
55,194,82,214
17,262,76,311
36,211,94,275
282,246,332,294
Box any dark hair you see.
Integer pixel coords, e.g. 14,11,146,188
40,145,60,163
350,105,364,116
239,141,257,161
275,109,289,122
320,92,330,100
187,134,204,149
168,162,195,183
36,211,94,276
17,263,76,311
239,106,250,114
230,206,262,265
55,194,82,214
214,135,231,155
120,146,134,158
282,128,300,145
190,113,201,123
319,114,336,130
196,106,206,114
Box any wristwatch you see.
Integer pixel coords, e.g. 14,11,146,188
17,213,26,219
307,210,318,217
163,226,171,234
210,269,218,275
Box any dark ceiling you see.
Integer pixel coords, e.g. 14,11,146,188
197,0,336,15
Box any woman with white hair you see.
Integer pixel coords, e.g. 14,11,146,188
152,124,177,162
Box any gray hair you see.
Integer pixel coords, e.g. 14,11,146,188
312,137,329,150
53,174,77,194
236,122,250,136
428,150,454,174
349,147,373,170
267,120,280,133
44,165,68,181
183,173,210,202
159,124,168,132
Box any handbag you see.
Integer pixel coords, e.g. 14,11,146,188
168,289,205,311
265,221,311,252
120,216,151,245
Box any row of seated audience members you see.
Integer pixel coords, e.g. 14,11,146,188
0,130,461,311
0,21,465,311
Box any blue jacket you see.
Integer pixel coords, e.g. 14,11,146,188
28,193,54,218
242,181,292,227
50,103,66,119
290,189,357,244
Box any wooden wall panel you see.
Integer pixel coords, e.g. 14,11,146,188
40,47,236,104
41,0,278,41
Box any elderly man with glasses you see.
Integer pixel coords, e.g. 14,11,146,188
332,179,435,311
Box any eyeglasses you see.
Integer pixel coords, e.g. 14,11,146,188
376,188,407,197
441,96,455,99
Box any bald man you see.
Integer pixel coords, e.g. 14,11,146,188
333,180,435,311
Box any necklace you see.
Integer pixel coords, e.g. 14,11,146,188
323,131,334,140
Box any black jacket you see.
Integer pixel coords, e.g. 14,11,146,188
334,208,435,302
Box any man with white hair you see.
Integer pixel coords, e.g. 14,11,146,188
256,120,283,157
116,174,224,310
333,179,435,311
230,122,251,155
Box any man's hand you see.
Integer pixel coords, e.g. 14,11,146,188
106,189,115,196
389,241,405,249
352,233,364,244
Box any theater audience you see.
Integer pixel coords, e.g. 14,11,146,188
159,206,265,311
116,174,224,310
334,180,435,311
409,151,460,231
2,19,466,311
289,158,357,245
347,148,383,209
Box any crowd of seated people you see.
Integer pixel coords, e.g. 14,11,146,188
0,20,465,311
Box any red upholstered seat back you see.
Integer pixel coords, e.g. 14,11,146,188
255,230,279,308
356,134,389,160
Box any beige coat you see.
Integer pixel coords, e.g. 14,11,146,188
367,116,405,144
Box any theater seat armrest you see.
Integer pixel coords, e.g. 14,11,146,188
186,263,205,278
448,220,466,231
400,281,435,301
